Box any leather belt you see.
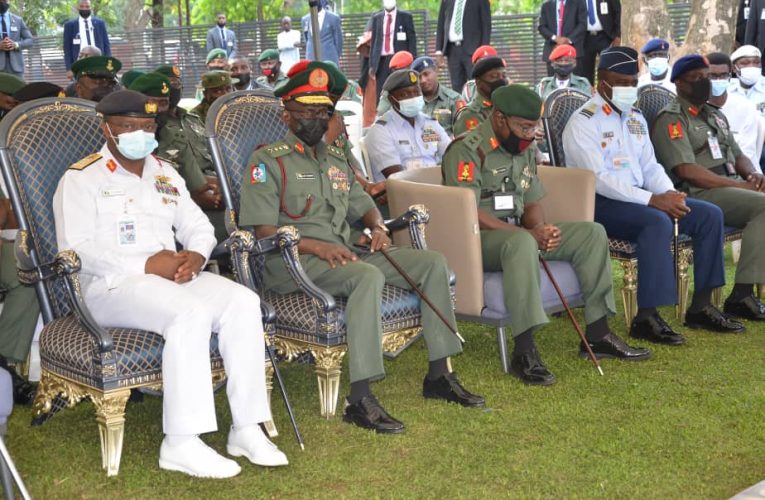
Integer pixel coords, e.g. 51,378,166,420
449,41,462,46
588,30,603,36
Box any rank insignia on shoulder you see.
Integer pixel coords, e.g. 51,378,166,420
456,99,466,110
466,118,478,130
457,160,475,182
295,142,304,154
667,121,684,140
327,144,346,159
250,163,267,184
265,142,291,158
489,136,499,150
688,106,699,117
106,159,117,173
580,103,597,118
69,153,102,171
602,103,612,115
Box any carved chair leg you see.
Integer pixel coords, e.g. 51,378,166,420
262,360,278,438
311,346,347,419
31,371,58,421
619,259,638,328
92,389,131,476
675,248,691,322
712,287,723,309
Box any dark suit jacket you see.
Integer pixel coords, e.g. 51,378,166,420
738,0,751,46
63,16,111,70
369,9,417,74
206,25,237,57
302,11,343,65
538,0,587,62
0,13,32,74
592,0,620,41
435,0,491,56
746,0,765,49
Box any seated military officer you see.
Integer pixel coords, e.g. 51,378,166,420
53,90,287,478
563,47,742,344
366,69,451,183
71,55,120,103
637,38,675,92
255,49,288,91
239,60,484,434
191,70,237,124
729,45,765,116
452,53,507,136
411,56,465,136
443,84,651,386
652,55,765,321
375,50,415,116
460,45,497,104
537,44,592,99
14,81,64,102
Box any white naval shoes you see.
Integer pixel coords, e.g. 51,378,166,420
226,424,289,467
159,436,242,478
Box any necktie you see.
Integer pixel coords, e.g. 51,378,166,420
454,0,465,37
1,16,7,39
84,19,92,45
384,12,392,54
587,0,596,24
558,0,565,36
220,27,226,43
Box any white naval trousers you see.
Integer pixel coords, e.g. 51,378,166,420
83,272,269,436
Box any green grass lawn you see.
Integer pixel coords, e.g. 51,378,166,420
8,253,765,499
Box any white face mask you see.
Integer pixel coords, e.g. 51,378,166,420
606,83,638,112
647,57,669,77
738,66,762,86
107,124,158,160
383,0,396,10
395,95,424,117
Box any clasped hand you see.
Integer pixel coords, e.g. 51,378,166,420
145,249,205,284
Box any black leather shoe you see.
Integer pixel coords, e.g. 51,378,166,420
509,349,556,386
580,332,651,361
685,305,746,333
343,396,405,434
630,313,686,345
12,377,35,406
423,372,485,408
723,294,765,321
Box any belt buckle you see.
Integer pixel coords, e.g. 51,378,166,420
453,41,461,46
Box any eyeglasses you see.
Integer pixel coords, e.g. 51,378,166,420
285,107,331,120
504,117,539,137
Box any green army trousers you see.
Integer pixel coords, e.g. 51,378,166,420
264,247,463,383
693,187,765,284
481,221,616,336
0,241,39,362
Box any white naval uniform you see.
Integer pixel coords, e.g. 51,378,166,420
718,91,761,170
729,77,765,116
637,71,676,93
52,144,269,436
365,109,451,182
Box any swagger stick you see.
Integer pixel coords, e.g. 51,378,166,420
266,341,305,450
362,229,465,344
674,217,680,306
538,254,604,376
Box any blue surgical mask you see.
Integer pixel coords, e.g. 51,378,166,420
606,83,638,112
396,95,424,118
710,78,729,97
647,57,669,77
107,124,158,160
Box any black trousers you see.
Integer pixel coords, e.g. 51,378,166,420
375,55,393,99
580,31,613,84
446,42,472,94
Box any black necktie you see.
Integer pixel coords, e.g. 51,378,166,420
2,16,9,65
1,16,7,39
85,19,92,45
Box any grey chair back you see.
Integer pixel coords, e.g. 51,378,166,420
541,88,589,166
636,84,676,130
0,98,103,322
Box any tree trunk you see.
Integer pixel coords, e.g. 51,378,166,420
151,0,164,28
678,0,737,56
621,0,673,55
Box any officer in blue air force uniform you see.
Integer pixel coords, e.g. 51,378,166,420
563,47,743,344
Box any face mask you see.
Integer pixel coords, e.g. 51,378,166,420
295,118,328,146
552,63,575,78
647,57,669,77
107,125,158,160
168,87,182,109
395,95,424,117
500,129,533,155
0,2,9,14
684,77,711,104
234,73,251,87
609,84,638,112
262,68,273,77
738,66,762,86
485,78,507,97
710,79,729,97
79,9,91,18
383,0,396,10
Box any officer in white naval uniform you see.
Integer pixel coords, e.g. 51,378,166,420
52,90,287,479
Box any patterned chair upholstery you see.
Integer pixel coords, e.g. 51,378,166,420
205,90,433,418
636,84,676,130
542,88,589,167
0,98,281,476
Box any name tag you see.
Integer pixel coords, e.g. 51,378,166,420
600,2,608,14
708,135,723,160
227,41,233,47
405,158,425,170
118,217,137,246
10,26,17,32
396,31,406,41
612,156,631,171
101,187,125,198
73,38,81,45
761,8,765,19
493,193,514,211
745,7,750,19
295,172,316,180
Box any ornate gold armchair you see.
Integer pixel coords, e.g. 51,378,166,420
205,90,438,418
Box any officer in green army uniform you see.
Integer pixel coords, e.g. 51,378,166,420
652,55,765,320
443,84,651,385
255,49,288,91
191,70,237,125
71,55,121,103
239,59,485,434
139,65,227,243
452,54,507,136
537,44,592,99
0,73,24,120
410,56,465,136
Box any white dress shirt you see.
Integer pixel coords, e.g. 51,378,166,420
719,91,761,170
381,9,397,56
78,15,95,48
729,77,765,116
448,0,466,43
277,29,301,73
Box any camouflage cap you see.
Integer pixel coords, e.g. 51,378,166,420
200,70,239,89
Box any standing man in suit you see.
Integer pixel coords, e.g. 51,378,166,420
538,0,588,77
737,0,751,48
435,0,491,94
206,12,237,58
579,0,620,85
63,0,111,79
0,2,32,78
368,0,417,99
302,0,343,65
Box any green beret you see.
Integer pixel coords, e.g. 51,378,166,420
95,89,158,117
14,82,63,102
206,48,227,64
0,73,25,96
129,72,171,98
120,70,144,89
71,56,122,79
201,70,238,89
154,64,182,79
274,60,335,105
382,69,420,93
258,49,280,62
492,84,543,120
324,61,348,97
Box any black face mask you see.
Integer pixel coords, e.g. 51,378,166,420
484,78,507,97
552,63,575,78
295,118,329,146
500,128,533,156
0,3,10,14
234,73,251,87
168,87,182,109
684,78,711,105
79,9,91,18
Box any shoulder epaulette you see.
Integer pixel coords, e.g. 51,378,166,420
326,143,346,159
441,85,460,99
153,154,178,168
68,153,101,171
374,118,387,126
579,102,598,118
463,129,484,151
264,142,292,158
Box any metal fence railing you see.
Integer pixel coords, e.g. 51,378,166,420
19,4,692,97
